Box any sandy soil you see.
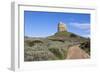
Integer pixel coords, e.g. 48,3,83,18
67,45,90,59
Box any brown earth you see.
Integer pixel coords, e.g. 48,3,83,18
67,45,90,59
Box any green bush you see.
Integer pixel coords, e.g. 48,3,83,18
24,50,58,61
48,38,65,42
25,40,44,47
48,47,67,59
24,43,58,61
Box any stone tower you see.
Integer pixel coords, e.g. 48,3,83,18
58,22,67,32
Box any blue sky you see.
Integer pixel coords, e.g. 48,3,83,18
24,11,90,38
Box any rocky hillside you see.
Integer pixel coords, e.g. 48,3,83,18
24,31,90,61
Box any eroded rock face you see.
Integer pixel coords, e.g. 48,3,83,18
58,22,67,32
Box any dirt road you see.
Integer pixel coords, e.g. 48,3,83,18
67,45,90,59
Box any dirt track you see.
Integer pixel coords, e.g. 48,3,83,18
67,45,90,59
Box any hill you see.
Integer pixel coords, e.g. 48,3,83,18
47,31,89,45
24,31,90,61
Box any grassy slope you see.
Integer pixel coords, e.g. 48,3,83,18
48,31,88,44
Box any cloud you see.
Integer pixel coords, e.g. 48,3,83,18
69,22,90,30
69,22,90,38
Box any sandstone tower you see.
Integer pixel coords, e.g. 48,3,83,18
58,22,67,32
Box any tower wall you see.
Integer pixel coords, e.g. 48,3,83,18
58,22,67,32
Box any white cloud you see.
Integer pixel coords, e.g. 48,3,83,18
69,22,90,38
69,22,90,30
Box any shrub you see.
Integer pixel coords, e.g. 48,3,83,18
70,33,77,37
49,38,65,42
79,40,90,55
24,43,58,61
48,47,66,59
24,40,34,47
24,50,58,61
25,40,44,47
33,40,44,43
